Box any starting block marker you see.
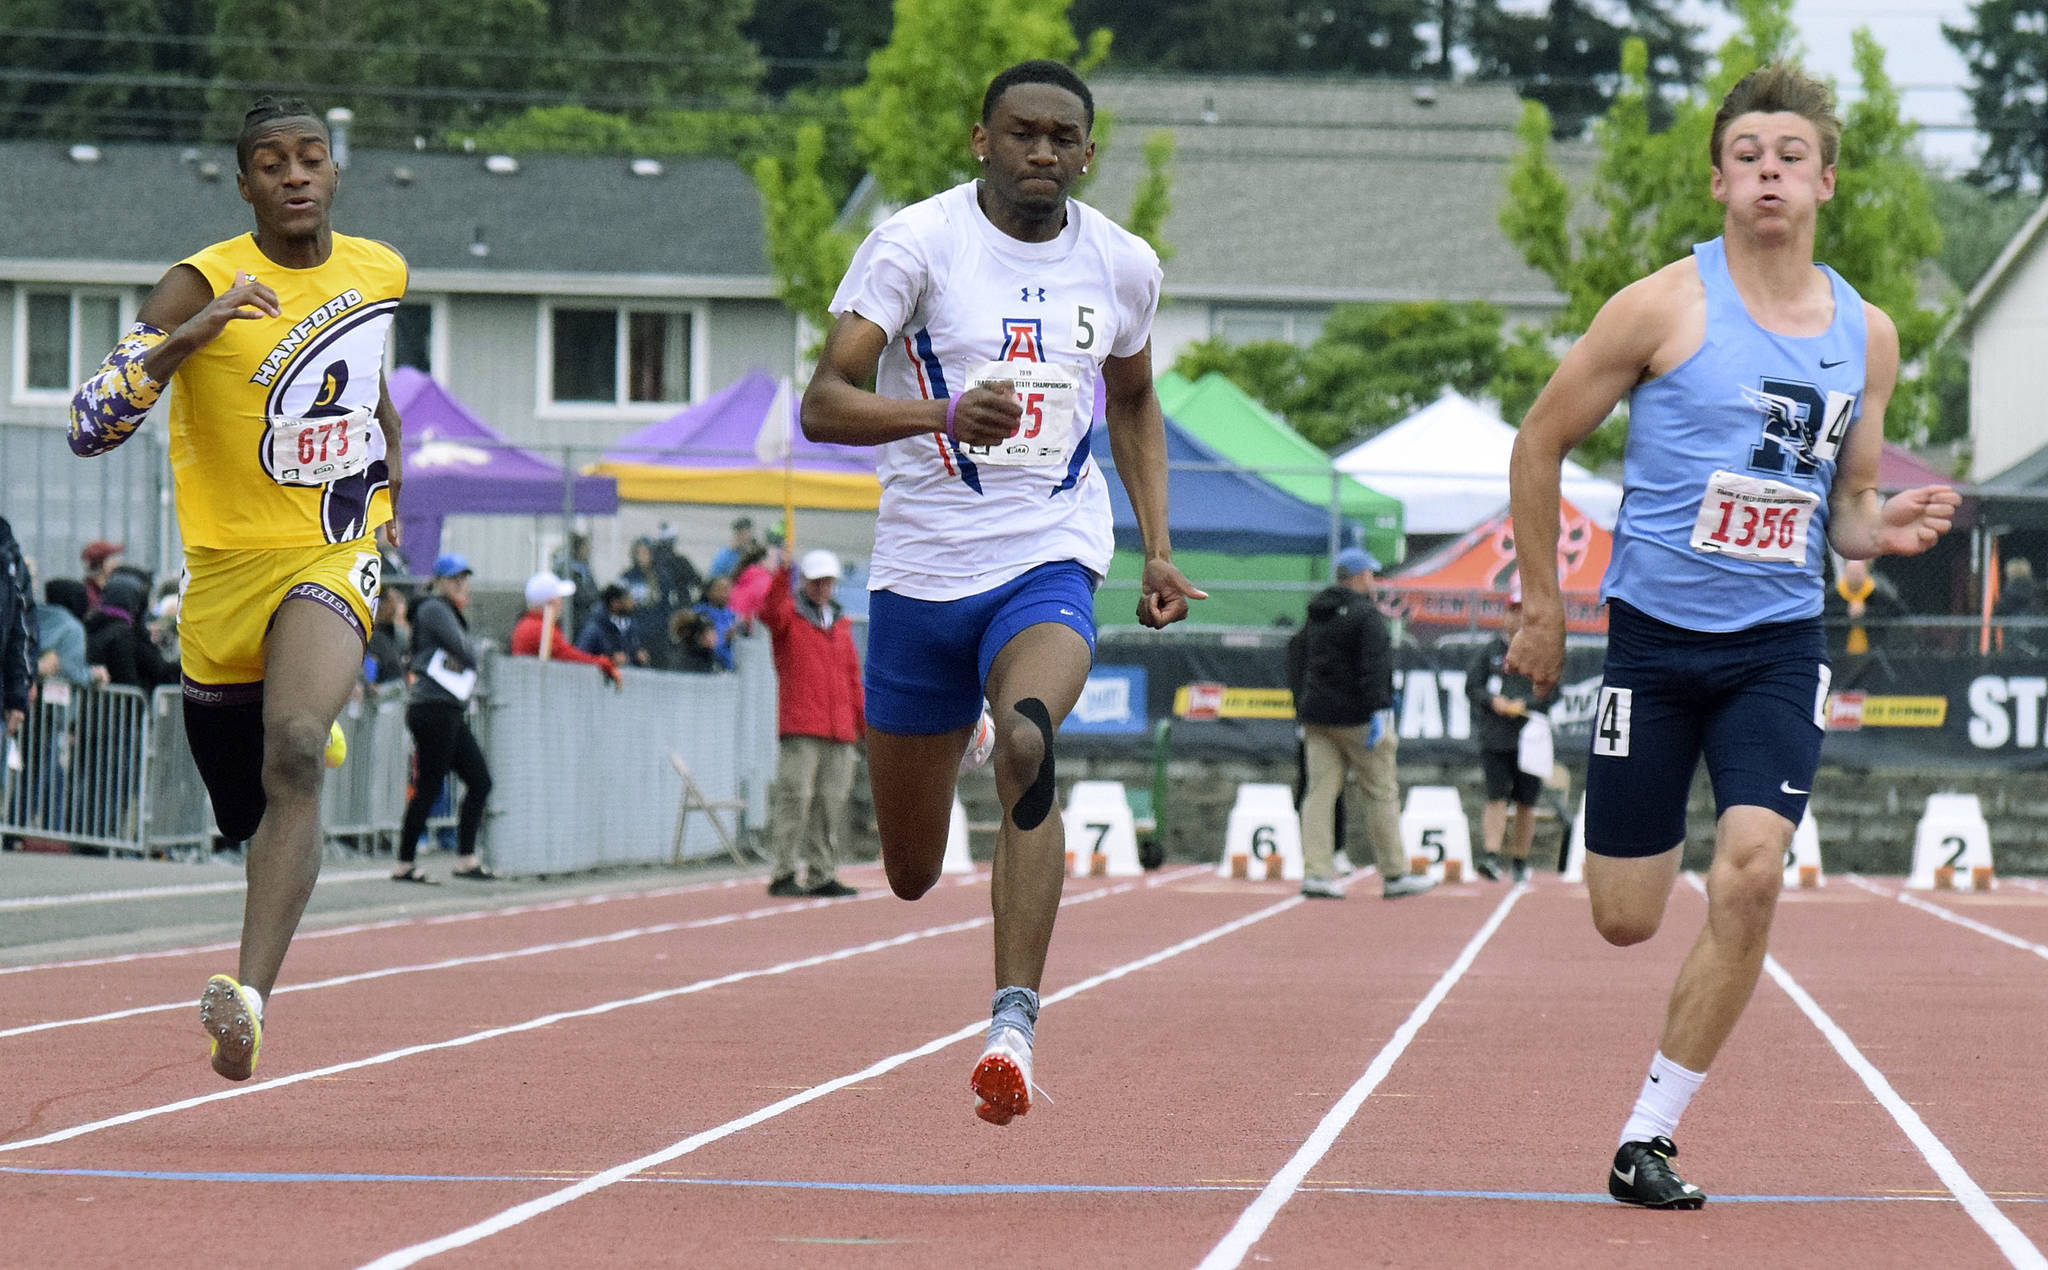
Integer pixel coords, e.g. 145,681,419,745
942,795,974,875
1908,793,1995,891
1400,786,1474,883
1218,783,1304,881
1783,810,1824,888
1064,780,1143,877
1561,792,1587,883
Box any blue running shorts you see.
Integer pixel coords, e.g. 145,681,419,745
1583,599,1830,858
864,561,1098,735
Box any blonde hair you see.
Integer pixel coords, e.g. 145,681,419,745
1710,64,1841,169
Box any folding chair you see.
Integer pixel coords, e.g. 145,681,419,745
669,752,752,867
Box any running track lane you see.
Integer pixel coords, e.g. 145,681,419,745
0,870,1199,1265
350,872,1511,1268
1213,880,2020,1269
1770,878,2048,1258
0,871,918,1123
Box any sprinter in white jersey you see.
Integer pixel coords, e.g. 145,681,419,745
804,60,1204,1126
1506,66,1957,1206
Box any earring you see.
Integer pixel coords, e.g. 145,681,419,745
978,154,987,164
1081,165,1089,173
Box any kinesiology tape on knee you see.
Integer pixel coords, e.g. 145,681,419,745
1009,698,1057,831
70,323,168,457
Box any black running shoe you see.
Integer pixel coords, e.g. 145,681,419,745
767,874,804,897
1511,857,1531,884
806,878,857,898
1609,1136,1706,1209
1473,855,1502,882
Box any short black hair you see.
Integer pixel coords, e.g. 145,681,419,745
237,95,324,173
982,59,1093,131
601,583,629,605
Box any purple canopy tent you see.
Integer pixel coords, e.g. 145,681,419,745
589,369,880,509
388,367,619,566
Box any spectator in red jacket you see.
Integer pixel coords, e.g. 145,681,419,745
509,570,621,687
762,547,863,898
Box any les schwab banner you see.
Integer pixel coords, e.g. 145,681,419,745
1066,642,2048,771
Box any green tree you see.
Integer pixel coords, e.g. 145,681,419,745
1944,0,2048,191
1171,301,1550,450
1123,131,1176,262
1932,177,2036,291
845,0,1106,206
745,0,892,93
1463,0,1707,139
0,0,211,141
1501,0,1947,443
755,123,857,339
1070,0,1430,75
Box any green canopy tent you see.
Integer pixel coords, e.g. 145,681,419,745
1156,371,1405,567
1100,372,1407,626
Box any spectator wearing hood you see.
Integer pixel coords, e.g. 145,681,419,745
86,567,177,691
0,516,34,739
79,539,122,612
576,583,648,667
620,538,683,653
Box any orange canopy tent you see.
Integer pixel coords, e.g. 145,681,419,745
1381,497,1613,633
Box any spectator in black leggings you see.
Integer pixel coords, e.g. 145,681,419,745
395,553,493,882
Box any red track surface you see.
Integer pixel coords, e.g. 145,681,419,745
4,864,2046,1268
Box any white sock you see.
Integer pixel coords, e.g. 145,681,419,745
1618,1051,1704,1146
242,985,265,1021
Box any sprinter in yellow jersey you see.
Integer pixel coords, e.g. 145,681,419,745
69,97,406,1081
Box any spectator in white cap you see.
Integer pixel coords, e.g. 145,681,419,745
510,569,620,686
759,543,865,898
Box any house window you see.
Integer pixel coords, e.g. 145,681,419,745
1212,307,1322,346
391,302,434,373
547,305,692,407
22,290,125,393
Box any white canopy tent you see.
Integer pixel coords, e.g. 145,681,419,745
1332,390,1623,534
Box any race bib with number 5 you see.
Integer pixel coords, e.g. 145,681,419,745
264,406,375,487
1690,470,1820,564
959,361,1080,468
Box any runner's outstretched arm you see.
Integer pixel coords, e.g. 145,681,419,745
1101,342,1204,628
1824,304,1956,561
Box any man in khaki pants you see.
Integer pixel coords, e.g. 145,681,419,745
1286,548,1435,900
761,548,865,898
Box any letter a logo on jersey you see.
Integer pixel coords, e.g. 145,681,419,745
1000,318,1044,362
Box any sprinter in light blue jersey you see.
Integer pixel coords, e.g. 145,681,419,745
1505,65,1958,1209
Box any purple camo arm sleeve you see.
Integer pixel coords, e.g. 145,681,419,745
70,323,169,457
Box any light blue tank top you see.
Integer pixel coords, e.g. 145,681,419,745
1603,237,1866,632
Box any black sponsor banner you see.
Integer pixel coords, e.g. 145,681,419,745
1068,640,2048,770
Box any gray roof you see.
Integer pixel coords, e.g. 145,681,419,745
0,140,768,289
1082,74,1591,307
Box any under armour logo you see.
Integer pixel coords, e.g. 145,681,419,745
1021,286,1045,302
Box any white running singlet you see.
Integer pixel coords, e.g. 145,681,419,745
830,181,1162,600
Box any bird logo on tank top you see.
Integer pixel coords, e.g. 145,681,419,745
257,290,396,542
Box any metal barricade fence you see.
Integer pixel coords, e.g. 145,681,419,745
3,640,779,871
1,681,154,855
473,631,779,876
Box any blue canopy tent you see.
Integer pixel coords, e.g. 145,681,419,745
1089,415,1346,554
1089,414,1357,625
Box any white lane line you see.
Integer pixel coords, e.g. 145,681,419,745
1764,955,2047,1268
1684,875,2047,1269
0,875,764,977
0,870,389,911
1845,875,2048,963
0,891,894,1040
1196,884,1527,1270
0,877,1146,1153
357,889,1305,1270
